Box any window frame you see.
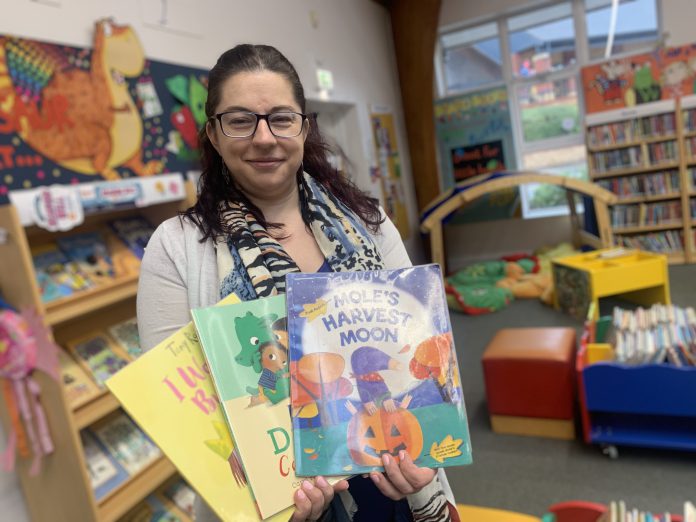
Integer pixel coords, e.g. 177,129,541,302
435,0,663,219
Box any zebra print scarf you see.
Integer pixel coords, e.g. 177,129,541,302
216,172,385,301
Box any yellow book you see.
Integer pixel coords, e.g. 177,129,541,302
106,293,293,521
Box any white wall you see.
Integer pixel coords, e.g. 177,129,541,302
0,0,423,256
0,2,420,517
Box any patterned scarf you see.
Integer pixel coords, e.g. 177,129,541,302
216,172,385,301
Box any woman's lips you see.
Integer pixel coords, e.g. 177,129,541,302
247,158,284,169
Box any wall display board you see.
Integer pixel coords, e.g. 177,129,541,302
369,107,410,238
0,19,207,204
582,42,696,114
434,88,519,223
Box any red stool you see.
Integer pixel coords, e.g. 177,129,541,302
482,328,576,440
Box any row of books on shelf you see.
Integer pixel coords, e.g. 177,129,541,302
587,113,676,148
106,265,473,521
598,170,681,199
604,500,695,522
59,319,140,409
684,136,696,159
607,304,696,366
616,230,684,253
683,108,696,133
590,146,643,173
120,483,194,522
647,140,679,164
611,201,682,228
32,215,156,304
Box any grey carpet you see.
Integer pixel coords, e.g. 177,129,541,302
445,265,696,516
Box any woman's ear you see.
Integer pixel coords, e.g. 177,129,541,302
206,120,221,153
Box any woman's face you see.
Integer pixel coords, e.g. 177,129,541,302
206,70,308,201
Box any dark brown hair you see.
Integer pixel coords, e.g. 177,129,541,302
182,44,382,241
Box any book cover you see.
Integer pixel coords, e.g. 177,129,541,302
57,231,115,285
121,493,185,522
162,478,195,518
104,229,142,278
106,293,293,522
31,243,92,302
90,411,162,475
80,429,130,501
286,264,472,476
192,295,342,519
67,332,131,388
58,349,103,409
108,216,156,260
109,317,142,357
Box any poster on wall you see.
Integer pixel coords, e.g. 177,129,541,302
369,107,410,238
450,140,506,181
582,42,696,114
434,87,519,223
0,19,207,205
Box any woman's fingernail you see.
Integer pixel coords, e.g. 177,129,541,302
399,450,406,461
316,476,328,487
297,489,307,500
382,454,390,466
370,472,380,483
302,480,314,491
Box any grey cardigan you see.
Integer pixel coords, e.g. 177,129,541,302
137,211,455,521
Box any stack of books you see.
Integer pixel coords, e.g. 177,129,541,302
108,265,473,520
604,500,694,522
609,304,696,366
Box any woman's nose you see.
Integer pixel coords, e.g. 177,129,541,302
252,118,277,144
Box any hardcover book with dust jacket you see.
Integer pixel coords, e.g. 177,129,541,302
286,264,472,476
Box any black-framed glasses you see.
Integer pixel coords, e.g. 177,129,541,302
211,110,310,138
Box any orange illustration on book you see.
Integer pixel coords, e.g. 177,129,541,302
0,19,161,179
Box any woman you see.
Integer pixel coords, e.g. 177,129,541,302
137,44,458,522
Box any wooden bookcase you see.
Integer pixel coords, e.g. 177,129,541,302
586,98,696,264
0,179,196,522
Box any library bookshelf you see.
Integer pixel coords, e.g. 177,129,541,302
0,176,196,522
586,98,696,264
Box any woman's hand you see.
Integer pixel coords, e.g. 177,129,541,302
369,451,436,500
290,477,350,522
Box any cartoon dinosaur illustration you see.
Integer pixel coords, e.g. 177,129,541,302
234,310,278,373
350,346,402,415
0,19,162,180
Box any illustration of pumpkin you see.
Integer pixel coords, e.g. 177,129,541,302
347,408,423,467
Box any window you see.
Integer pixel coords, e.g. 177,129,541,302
440,22,503,95
516,76,580,142
585,0,660,60
508,2,576,78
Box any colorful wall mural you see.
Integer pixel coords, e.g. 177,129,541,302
434,87,520,223
582,42,696,114
0,19,207,204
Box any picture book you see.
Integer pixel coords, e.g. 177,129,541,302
80,429,129,501
106,293,293,522
90,411,162,475
57,231,115,285
109,317,141,357
31,243,92,303
286,264,472,476
108,216,156,260
67,333,131,388
121,493,185,522
192,296,343,519
162,478,195,518
104,229,141,278
58,349,103,409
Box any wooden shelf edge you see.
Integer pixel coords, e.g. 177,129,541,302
610,192,682,205
588,133,678,151
45,274,139,326
97,457,177,522
591,162,681,179
73,392,120,431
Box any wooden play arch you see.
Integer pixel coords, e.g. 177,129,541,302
419,171,618,271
